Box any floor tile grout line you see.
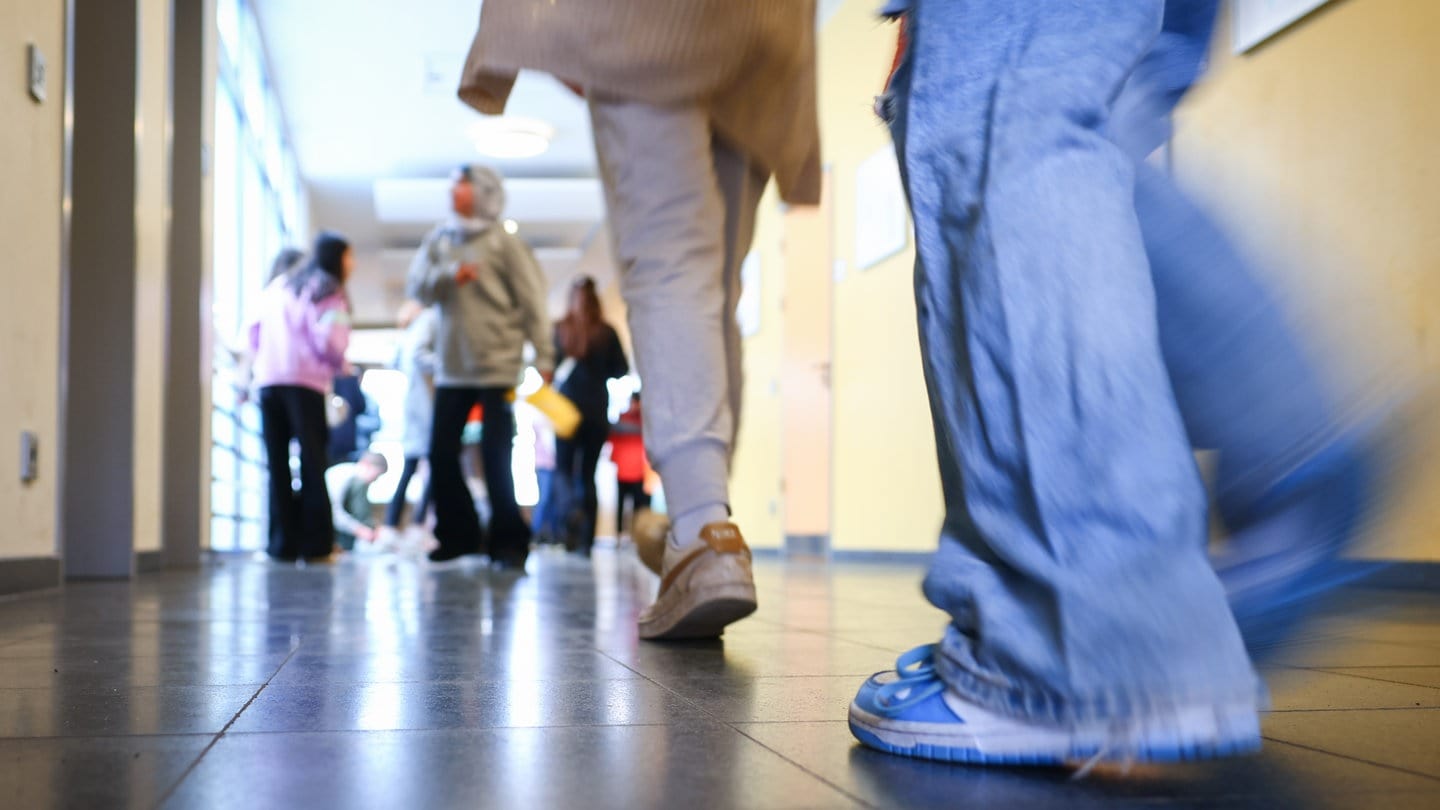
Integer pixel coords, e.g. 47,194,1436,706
1264,736,1440,785
1306,664,1440,671
0,732,218,743
146,720,731,738
1265,706,1440,714
727,722,879,810
150,641,303,808
593,647,878,810
1300,667,1440,692
0,683,273,692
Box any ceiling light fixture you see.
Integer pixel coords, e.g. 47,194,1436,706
503,219,519,234
465,117,554,159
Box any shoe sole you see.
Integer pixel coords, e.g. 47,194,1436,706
639,582,757,640
848,702,1261,766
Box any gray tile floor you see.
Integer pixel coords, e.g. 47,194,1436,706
1,549,1437,809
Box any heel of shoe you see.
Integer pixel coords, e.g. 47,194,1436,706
639,582,757,640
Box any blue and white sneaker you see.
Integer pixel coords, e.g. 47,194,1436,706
1215,427,1385,656
849,645,1262,766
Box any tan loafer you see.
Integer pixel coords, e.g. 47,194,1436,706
638,522,757,640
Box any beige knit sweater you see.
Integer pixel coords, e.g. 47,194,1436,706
458,0,821,205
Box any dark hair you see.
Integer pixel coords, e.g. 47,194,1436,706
557,276,607,359
311,231,350,280
267,247,305,284
288,230,350,303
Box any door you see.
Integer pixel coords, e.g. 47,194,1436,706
780,174,833,554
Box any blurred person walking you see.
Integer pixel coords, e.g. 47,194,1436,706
230,247,306,405
384,301,439,536
845,0,1379,766
458,0,820,636
248,231,356,562
551,277,630,556
530,419,560,545
407,165,555,568
611,391,650,540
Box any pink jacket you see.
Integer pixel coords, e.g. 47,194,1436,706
247,278,351,393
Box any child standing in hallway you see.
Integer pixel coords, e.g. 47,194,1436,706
610,391,650,541
407,165,554,569
383,300,438,539
552,277,630,557
248,231,355,562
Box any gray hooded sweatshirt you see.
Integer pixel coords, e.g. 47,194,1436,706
406,167,554,388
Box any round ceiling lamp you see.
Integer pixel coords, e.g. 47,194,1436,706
466,117,554,159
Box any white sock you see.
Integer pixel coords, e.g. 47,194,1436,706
670,504,731,550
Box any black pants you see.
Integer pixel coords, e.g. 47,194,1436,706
616,479,651,537
430,387,530,560
384,455,431,528
555,417,609,553
259,385,334,559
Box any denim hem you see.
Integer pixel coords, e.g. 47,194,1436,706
934,645,1267,725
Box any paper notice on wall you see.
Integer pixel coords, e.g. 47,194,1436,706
737,251,762,337
854,146,909,270
1232,0,1332,53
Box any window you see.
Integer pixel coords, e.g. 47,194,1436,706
210,0,307,552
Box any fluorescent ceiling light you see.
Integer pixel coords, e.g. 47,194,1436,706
466,117,554,159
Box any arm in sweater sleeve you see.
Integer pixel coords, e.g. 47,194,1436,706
405,311,439,377
607,329,630,380
310,295,352,373
551,324,567,370
507,235,555,372
406,228,455,305
245,316,261,357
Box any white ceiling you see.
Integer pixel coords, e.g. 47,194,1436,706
253,0,849,326
255,0,848,190
252,0,598,185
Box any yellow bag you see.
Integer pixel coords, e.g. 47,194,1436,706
526,384,581,439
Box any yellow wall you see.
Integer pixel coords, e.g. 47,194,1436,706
133,0,173,554
0,0,193,564
0,0,66,561
1174,0,1440,560
735,0,1436,560
731,0,942,552
730,185,787,548
820,2,940,552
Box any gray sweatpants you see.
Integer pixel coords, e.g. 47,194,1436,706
588,97,769,529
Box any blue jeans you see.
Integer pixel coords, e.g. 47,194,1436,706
533,468,557,538
884,0,1368,723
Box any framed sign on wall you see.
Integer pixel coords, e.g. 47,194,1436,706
1233,0,1334,53
737,251,762,337
854,146,909,271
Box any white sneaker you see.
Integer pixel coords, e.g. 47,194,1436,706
638,522,757,640
372,527,401,553
849,645,1262,766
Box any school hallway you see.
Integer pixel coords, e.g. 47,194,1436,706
1,550,1437,809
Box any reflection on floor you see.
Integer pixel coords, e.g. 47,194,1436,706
0,549,1437,809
